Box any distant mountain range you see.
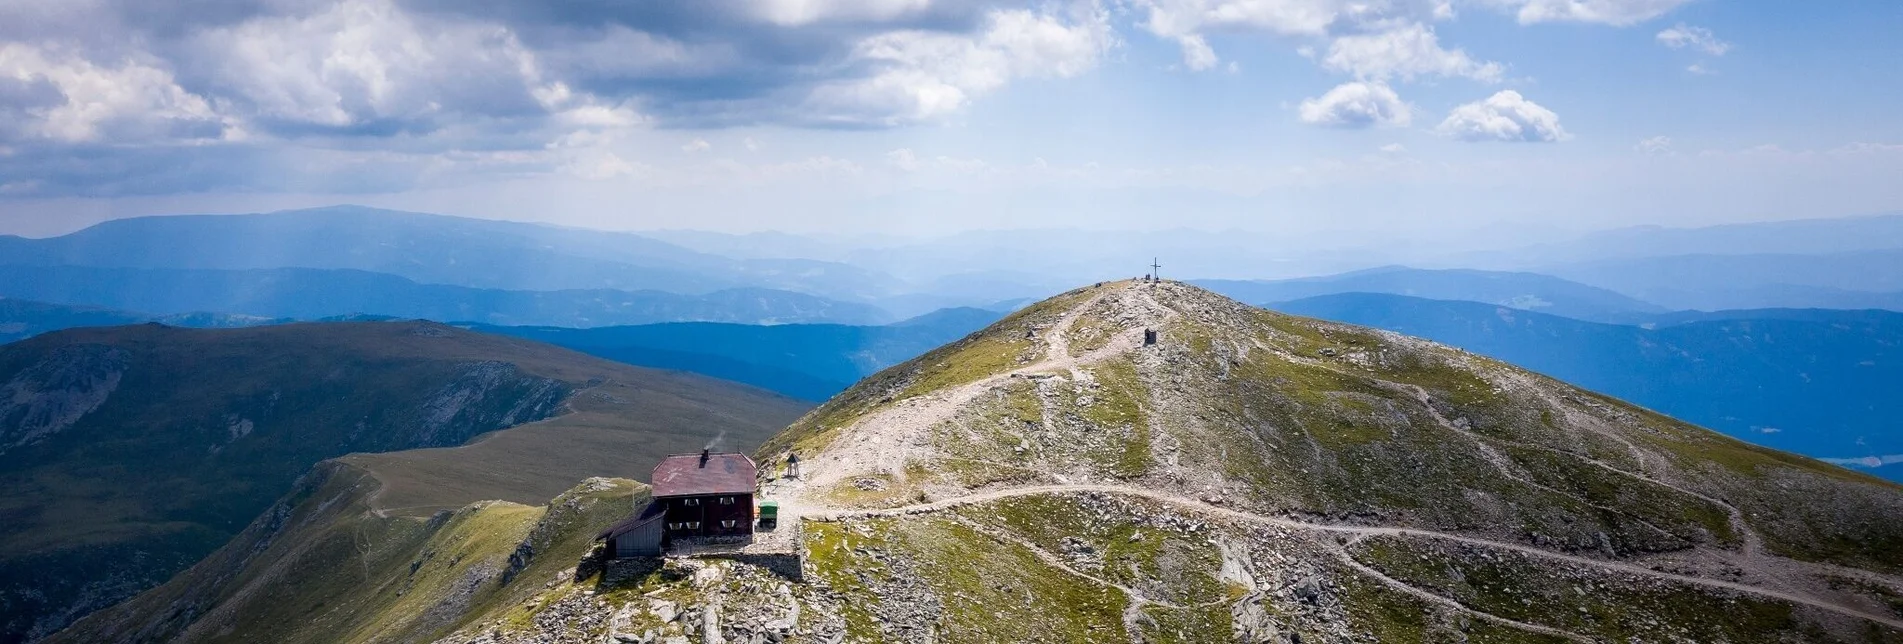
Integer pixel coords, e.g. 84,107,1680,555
469,306,1007,401
1462,211,1903,266
0,298,282,343
1196,267,1665,322
1539,249,1903,311
0,296,1004,401
0,206,899,301
1273,292,1903,479
0,265,890,326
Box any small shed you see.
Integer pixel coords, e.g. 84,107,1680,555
597,501,666,557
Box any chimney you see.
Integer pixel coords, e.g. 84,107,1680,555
700,449,710,468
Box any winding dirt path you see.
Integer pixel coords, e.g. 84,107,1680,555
808,483,1903,632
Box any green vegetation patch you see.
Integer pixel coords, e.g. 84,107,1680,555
955,495,1226,607
1134,603,1232,643
1500,444,1738,550
762,286,1101,460
1350,534,1814,643
1077,359,1154,478
888,517,1131,643
804,521,894,640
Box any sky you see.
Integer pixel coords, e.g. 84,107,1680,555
0,0,1898,243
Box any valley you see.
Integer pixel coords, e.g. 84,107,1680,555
0,322,805,642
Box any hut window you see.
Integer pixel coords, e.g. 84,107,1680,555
683,498,700,507
718,497,734,505
668,522,682,530
686,521,701,529
721,519,736,528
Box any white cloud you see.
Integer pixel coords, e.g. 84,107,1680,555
1685,62,1712,75
1380,142,1406,153
1177,34,1219,71
752,0,936,27
805,4,1115,125
682,138,712,153
1436,90,1568,142
1322,23,1503,82
187,0,555,133
1485,0,1694,26
1298,81,1412,129
1635,135,1671,154
0,43,230,143
1135,0,1355,40
885,147,920,171
1656,23,1730,55
743,137,761,151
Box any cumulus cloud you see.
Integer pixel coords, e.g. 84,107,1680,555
682,138,712,153
1656,23,1729,55
1322,23,1502,82
1135,0,1455,72
1635,135,1671,154
1483,0,1694,26
1299,81,1412,129
1177,34,1219,70
0,43,232,144
885,147,920,171
803,5,1114,126
1436,90,1568,142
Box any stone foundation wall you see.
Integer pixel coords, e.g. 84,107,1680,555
600,557,663,588
711,552,804,582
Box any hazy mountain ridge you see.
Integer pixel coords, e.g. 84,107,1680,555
1196,267,1666,322
1462,212,1903,267
0,299,284,344
0,265,890,326
0,321,807,642
466,307,1005,401
1540,249,1903,311
1272,293,1903,480
0,206,901,302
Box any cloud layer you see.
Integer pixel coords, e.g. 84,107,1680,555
0,0,1695,197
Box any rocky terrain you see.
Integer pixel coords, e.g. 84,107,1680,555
52,280,1903,643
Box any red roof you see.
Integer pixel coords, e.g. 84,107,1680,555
650,452,756,498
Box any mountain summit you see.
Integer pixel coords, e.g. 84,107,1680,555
60,280,1903,643
756,279,1903,641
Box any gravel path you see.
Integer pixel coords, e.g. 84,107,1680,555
811,483,1903,632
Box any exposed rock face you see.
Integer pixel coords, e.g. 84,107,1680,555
0,344,127,453
417,361,569,443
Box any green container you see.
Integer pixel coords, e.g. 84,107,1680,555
758,501,779,519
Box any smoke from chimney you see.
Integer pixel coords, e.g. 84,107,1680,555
703,430,727,452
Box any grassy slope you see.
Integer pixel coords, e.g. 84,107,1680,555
51,462,647,644
0,321,806,642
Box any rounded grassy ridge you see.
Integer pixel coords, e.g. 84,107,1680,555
726,279,1903,642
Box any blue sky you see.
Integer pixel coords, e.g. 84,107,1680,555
0,0,1897,245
